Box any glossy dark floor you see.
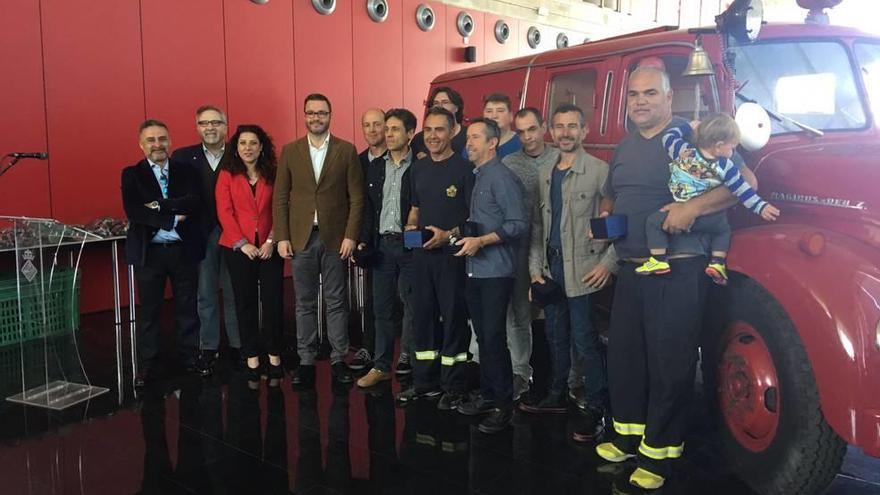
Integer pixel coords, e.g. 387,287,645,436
0,309,878,494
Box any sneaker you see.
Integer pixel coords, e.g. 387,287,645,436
634,257,671,276
519,392,568,414
572,406,606,443
595,442,636,463
478,407,513,434
357,368,391,388
332,362,354,384
513,375,530,403
705,261,729,286
457,394,496,416
437,391,465,411
395,386,442,406
395,352,412,375
629,467,665,490
350,348,372,371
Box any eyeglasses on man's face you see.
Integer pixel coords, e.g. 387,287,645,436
305,111,330,118
197,120,226,128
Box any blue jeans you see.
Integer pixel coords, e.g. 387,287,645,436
372,235,414,372
543,252,607,407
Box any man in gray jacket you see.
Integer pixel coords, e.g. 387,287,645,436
501,107,559,402
524,103,617,442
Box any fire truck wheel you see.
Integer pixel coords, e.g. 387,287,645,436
707,274,846,495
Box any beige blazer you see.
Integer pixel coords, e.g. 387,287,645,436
529,147,618,297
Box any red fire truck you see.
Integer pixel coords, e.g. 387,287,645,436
429,1,879,493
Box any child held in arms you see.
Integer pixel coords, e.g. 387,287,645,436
635,113,780,285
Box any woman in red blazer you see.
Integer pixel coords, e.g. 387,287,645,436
216,124,283,379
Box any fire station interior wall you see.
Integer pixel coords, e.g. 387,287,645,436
0,0,646,313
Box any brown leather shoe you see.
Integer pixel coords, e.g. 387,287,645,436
357,368,391,388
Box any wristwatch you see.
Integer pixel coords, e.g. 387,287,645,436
448,232,459,246
145,201,159,210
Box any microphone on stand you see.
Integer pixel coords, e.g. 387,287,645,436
9,152,49,160
1,152,49,178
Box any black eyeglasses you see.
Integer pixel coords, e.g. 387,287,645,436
197,120,226,127
305,111,330,118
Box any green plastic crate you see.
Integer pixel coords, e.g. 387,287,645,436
0,269,80,347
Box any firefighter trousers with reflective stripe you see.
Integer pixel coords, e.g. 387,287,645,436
411,249,469,392
607,256,708,477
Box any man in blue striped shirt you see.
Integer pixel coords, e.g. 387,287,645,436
635,113,780,285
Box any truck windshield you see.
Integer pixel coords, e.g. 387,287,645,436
732,41,866,135
855,42,880,121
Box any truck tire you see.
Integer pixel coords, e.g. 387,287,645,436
707,274,846,495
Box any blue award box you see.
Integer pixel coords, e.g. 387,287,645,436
589,214,627,240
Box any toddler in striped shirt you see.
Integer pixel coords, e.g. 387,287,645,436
636,113,780,285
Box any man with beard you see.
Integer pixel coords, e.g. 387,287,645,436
172,105,240,375
273,93,365,386
122,119,204,387
395,107,474,409
524,104,616,445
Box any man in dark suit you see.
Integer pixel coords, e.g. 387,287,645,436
171,105,240,376
351,108,386,373
122,119,205,386
273,93,365,386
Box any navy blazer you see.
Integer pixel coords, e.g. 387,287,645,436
121,158,205,266
172,144,220,234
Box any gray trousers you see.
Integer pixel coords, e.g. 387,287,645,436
470,244,534,381
198,226,240,351
506,244,534,380
292,229,350,365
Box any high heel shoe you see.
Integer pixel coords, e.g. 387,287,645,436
267,357,284,379
246,361,262,381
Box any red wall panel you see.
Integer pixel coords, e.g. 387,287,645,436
352,0,404,151
402,0,447,126
224,0,296,145
445,8,485,73
142,0,227,147
483,13,520,64
42,0,145,224
8,0,602,312
293,1,354,143
0,0,50,217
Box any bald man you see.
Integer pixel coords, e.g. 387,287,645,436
352,108,388,372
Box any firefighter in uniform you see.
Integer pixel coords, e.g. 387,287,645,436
597,65,756,489
395,107,474,406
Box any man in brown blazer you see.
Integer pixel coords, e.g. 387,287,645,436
273,93,365,386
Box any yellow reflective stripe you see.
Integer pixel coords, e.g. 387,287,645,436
638,439,684,460
613,420,646,436
415,350,439,361
416,433,436,446
440,353,468,366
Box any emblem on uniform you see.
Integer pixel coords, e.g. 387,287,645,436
446,185,458,198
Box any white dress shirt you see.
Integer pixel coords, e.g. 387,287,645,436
308,133,330,224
